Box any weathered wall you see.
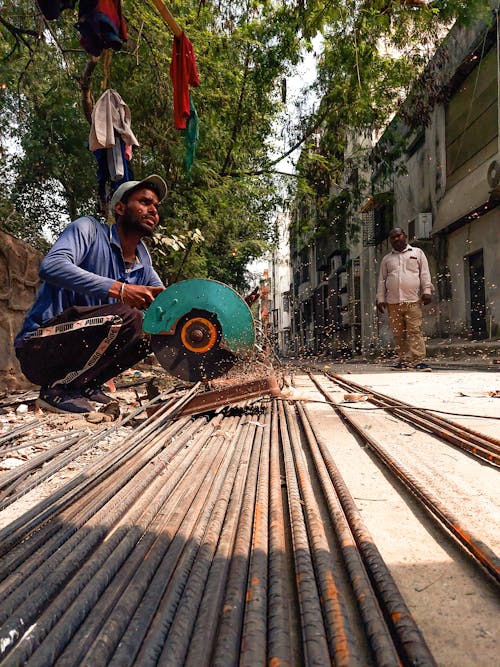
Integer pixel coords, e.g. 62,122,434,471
445,210,500,337
0,231,42,391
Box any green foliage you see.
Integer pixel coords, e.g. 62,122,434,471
0,0,296,290
0,0,493,290
289,0,493,245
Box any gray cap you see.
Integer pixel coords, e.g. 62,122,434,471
110,174,168,213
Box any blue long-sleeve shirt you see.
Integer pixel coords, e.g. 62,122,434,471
15,216,163,347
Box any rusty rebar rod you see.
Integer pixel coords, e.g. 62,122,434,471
0,415,211,663
312,375,500,586
137,416,251,667
209,411,267,667
111,416,244,667
54,418,229,667
326,372,500,465
296,400,431,667
277,400,331,666
282,400,361,667
183,418,259,667
267,401,293,666
239,408,271,667
0,386,200,560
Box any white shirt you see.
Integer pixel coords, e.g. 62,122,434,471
377,245,433,304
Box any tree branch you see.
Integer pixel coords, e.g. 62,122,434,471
0,15,38,51
80,57,100,124
220,45,251,176
226,103,331,178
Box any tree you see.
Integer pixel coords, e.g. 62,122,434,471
0,1,492,290
289,0,492,245
0,0,301,290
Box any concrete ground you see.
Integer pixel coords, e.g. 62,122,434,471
285,363,499,666
0,353,498,666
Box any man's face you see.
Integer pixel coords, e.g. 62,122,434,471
116,188,160,237
389,230,407,252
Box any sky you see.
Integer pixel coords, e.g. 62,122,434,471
247,36,322,281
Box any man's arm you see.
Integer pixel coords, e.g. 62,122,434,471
108,282,164,309
39,217,115,298
418,249,433,304
376,257,388,313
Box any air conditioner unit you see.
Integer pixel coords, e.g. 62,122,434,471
409,213,432,240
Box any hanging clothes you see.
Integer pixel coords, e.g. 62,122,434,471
89,89,139,151
185,96,199,176
89,89,137,209
94,134,133,205
170,31,200,130
77,0,128,57
37,0,77,21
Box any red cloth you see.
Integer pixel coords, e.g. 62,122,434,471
170,32,200,130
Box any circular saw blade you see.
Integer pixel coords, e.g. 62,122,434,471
150,309,238,382
151,333,237,382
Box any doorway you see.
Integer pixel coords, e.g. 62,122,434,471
466,250,487,339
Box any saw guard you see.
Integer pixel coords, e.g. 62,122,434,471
144,279,255,381
143,279,255,352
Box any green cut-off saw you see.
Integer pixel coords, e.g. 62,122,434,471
143,279,255,383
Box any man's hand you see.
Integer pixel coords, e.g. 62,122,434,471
377,301,386,314
421,294,432,306
110,282,164,310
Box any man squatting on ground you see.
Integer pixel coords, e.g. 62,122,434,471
15,175,168,414
376,227,434,370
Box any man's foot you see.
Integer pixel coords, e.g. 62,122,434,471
37,386,94,414
391,361,410,369
81,385,116,404
413,362,432,371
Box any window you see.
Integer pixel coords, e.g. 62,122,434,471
446,46,497,189
374,201,394,245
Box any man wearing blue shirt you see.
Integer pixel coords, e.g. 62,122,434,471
15,174,167,414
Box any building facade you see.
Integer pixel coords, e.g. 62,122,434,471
284,11,500,359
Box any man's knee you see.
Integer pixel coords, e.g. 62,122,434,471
111,303,144,335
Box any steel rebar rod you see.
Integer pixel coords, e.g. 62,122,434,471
0,415,194,596
0,419,49,447
0,415,211,662
0,429,88,456
183,420,259,667
137,417,251,667
311,376,500,585
0,386,200,559
108,416,244,667
326,372,500,465
239,407,271,667
277,400,331,667
209,411,267,667
45,417,228,667
282,400,360,667
296,400,420,667
267,401,293,667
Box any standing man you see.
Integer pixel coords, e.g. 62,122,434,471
15,175,168,414
376,227,433,370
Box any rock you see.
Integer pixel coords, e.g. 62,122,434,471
98,402,120,420
0,457,25,470
86,412,106,424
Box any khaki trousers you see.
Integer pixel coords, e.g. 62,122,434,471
387,301,425,363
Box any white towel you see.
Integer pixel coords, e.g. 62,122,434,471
89,89,139,151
